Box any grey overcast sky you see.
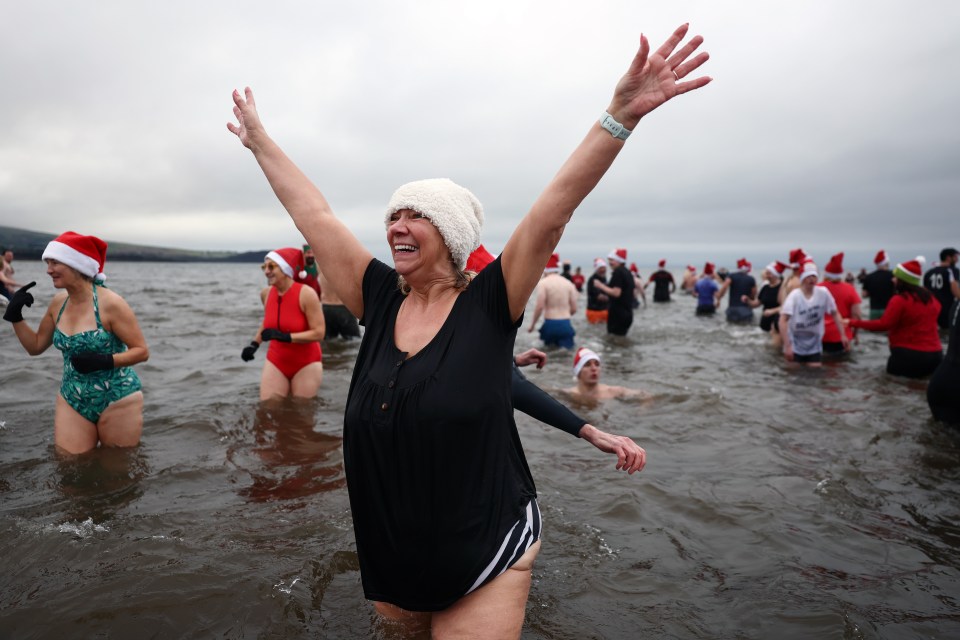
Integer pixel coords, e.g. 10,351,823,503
2,0,957,270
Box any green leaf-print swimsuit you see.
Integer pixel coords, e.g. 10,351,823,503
53,284,142,424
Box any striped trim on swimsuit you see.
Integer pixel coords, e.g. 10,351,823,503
465,498,542,595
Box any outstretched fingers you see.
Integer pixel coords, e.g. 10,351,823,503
666,34,705,75
654,23,690,62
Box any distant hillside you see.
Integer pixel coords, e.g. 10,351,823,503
0,226,266,263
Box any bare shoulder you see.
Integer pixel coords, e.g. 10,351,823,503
98,287,136,317
45,290,69,315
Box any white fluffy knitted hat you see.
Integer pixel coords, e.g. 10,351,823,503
384,178,484,270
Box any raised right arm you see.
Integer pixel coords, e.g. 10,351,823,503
228,88,372,319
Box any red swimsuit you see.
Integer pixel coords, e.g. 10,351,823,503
263,282,322,379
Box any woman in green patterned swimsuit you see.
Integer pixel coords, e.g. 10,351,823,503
3,232,149,455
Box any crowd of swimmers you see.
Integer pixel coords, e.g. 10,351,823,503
537,245,958,424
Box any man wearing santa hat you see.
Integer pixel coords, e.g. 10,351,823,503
694,262,719,315
565,347,650,403
818,252,862,354
593,248,636,336
645,258,676,303
527,253,578,348
715,257,757,323
861,249,895,320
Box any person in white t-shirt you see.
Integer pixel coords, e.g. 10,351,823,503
778,262,849,367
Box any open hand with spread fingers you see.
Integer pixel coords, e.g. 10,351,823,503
607,23,711,130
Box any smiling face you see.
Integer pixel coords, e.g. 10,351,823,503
261,260,290,287
387,208,452,279
45,258,82,288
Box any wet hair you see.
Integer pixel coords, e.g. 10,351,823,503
941,247,959,261
894,279,932,304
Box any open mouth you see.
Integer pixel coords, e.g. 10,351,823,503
393,244,418,254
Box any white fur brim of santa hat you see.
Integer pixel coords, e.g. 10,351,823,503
265,249,299,278
384,178,484,270
800,263,819,281
573,347,601,379
608,248,627,263
42,232,108,283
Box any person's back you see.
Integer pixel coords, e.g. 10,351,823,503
924,260,959,328
862,269,894,318
694,275,718,314
724,269,756,322
539,274,578,320
649,269,674,302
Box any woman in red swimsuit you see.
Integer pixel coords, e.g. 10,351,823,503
240,247,325,400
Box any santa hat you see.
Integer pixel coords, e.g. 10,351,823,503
789,248,807,269
658,259,666,268
824,252,845,280
608,248,627,263
572,347,601,380
544,253,561,274
764,261,787,278
384,178,484,270
874,249,889,267
630,263,639,274
466,244,496,273
736,258,752,272
703,262,715,276
593,257,606,269
42,231,108,283
687,264,696,272
800,261,819,282
265,247,305,279
893,256,926,286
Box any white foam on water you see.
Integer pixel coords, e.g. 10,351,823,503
54,517,110,538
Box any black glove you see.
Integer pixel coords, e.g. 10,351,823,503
260,328,292,343
3,281,37,323
241,341,260,361
70,352,115,374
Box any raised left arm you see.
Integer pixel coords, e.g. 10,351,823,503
500,24,711,320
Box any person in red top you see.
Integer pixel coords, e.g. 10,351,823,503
240,247,326,400
818,252,861,354
570,266,585,293
849,257,943,378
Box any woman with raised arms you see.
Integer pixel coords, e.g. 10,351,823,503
227,24,709,638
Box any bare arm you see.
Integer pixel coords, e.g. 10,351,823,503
779,313,792,360
11,297,58,356
500,25,710,321
527,285,546,332
579,424,647,474
568,282,578,314
715,279,730,305
228,88,372,318
101,292,149,367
